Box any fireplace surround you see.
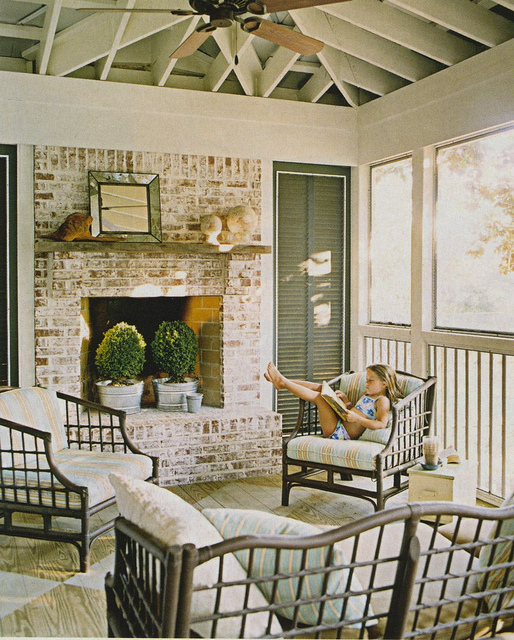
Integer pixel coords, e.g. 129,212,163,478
32,144,282,485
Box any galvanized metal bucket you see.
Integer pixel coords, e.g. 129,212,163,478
96,380,144,414
152,378,198,412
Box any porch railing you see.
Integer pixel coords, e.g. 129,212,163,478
363,336,512,502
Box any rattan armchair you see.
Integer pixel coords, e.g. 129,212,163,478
0,386,158,571
282,370,437,511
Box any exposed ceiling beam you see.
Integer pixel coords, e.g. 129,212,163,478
95,0,137,80
320,0,478,65
10,0,117,7
209,26,262,96
151,16,203,86
0,23,42,40
258,44,299,97
37,0,63,74
298,65,332,102
290,7,442,81
386,0,514,47
23,0,192,75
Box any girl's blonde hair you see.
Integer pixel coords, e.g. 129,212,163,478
367,363,401,404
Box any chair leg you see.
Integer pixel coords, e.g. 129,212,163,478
376,475,385,511
282,480,290,506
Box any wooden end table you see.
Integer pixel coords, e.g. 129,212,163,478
407,460,478,524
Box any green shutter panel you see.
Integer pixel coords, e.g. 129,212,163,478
276,168,349,432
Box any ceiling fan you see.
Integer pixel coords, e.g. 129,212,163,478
78,0,352,58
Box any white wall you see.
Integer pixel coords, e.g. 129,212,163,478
358,38,514,165
0,70,358,164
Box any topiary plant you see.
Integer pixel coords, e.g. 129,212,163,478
151,320,198,383
95,322,146,384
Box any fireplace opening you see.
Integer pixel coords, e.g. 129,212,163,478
81,296,222,407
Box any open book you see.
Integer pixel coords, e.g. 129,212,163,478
321,381,349,421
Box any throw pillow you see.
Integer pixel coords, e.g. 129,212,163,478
109,474,281,638
203,507,370,628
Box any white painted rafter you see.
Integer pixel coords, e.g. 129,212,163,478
289,7,441,81
386,0,514,47
22,0,193,75
320,0,478,65
208,26,262,95
298,65,332,102
258,44,299,97
96,0,137,80
0,23,43,40
151,15,203,86
37,0,63,74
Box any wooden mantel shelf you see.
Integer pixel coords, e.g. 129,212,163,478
34,240,272,255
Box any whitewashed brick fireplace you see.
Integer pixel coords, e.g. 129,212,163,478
33,145,281,485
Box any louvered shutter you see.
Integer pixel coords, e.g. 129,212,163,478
275,168,349,432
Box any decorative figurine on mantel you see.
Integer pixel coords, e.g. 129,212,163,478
45,212,121,241
226,205,258,243
200,214,223,245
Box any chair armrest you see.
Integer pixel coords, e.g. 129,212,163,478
57,391,135,454
378,376,437,468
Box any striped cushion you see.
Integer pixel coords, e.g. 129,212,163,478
359,428,391,445
2,449,153,509
0,388,68,466
287,435,383,471
203,508,369,627
478,490,514,611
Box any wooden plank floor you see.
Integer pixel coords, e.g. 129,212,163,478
0,473,393,637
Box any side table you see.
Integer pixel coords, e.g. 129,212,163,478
407,460,478,523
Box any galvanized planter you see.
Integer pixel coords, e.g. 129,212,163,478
152,377,198,412
96,379,144,414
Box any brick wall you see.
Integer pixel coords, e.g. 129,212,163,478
33,145,282,484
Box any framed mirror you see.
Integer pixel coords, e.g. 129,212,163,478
88,171,162,242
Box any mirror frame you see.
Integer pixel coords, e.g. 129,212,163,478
88,171,162,242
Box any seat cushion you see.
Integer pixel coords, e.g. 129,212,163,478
2,449,153,509
110,474,282,639
0,387,68,465
203,508,370,628
287,435,384,471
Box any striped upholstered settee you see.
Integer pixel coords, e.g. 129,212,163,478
0,386,158,571
282,370,437,510
105,474,514,639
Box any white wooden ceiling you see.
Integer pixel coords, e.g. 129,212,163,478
1,0,513,107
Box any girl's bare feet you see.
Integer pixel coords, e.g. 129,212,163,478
264,362,287,390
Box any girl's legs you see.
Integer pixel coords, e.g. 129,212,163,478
265,363,339,437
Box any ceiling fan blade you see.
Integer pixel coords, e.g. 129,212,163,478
170,24,216,58
76,7,196,14
246,0,351,15
242,18,323,55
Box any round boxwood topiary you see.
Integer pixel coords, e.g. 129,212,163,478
151,320,198,383
95,322,146,384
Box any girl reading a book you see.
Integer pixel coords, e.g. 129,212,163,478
264,363,401,440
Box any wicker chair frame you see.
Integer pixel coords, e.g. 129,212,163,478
105,501,514,639
0,390,159,572
282,371,437,511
